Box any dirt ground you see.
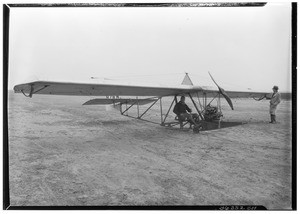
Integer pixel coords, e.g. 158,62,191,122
7,92,292,209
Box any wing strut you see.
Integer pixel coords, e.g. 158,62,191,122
188,93,204,120
162,96,176,125
120,101,137,115
139,98,159,118
120,98,162,125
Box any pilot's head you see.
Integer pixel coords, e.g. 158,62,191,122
180,96,185,102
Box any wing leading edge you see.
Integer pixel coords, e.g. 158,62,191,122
13,81,204,97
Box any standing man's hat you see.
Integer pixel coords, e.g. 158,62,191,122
272,85,279,90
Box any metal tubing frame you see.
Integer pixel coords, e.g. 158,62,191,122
120,98,160,123
138,98,159,119
121,101,137,115
188,93,204,120
207,93,219,107
218,93,221,112
168,120,189,127
124,115,161,125
196,92,203,112
117,91,224,128
121,97,160,117
159,98,163,124
136,97,140,118
125,102,128,116
218,93,222,128
119,92,224,128
162,96,176,124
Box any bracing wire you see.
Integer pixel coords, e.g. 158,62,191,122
196,92,203,111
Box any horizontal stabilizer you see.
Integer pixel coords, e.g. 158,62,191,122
83,98,158,106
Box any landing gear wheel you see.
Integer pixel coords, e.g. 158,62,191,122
193,124,202,133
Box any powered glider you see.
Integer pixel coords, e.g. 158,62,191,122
13,72,268,132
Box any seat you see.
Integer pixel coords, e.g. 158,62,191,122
175,115,191,128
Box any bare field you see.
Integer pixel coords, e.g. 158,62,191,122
8,92,292,209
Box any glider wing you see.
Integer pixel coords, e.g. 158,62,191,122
13,81,204,97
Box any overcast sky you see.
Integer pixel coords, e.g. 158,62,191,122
8,3,292,92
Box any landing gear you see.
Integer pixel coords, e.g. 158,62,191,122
192,123,202,133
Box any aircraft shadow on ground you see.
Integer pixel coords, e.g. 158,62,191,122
78,118,245,131
78,120,134,127
199,121,245,131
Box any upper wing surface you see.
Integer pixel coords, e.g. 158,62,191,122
201,86,268,98
13,81,204,97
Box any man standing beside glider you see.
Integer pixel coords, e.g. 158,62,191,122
267,86,281,124
253,85,282,123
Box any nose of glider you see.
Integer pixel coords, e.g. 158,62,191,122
208,72,234,110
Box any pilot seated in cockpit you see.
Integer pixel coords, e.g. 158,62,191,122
173,96,199,128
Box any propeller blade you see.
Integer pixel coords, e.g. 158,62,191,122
219,89,234,110
208,71,221,89
208,72,234,110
